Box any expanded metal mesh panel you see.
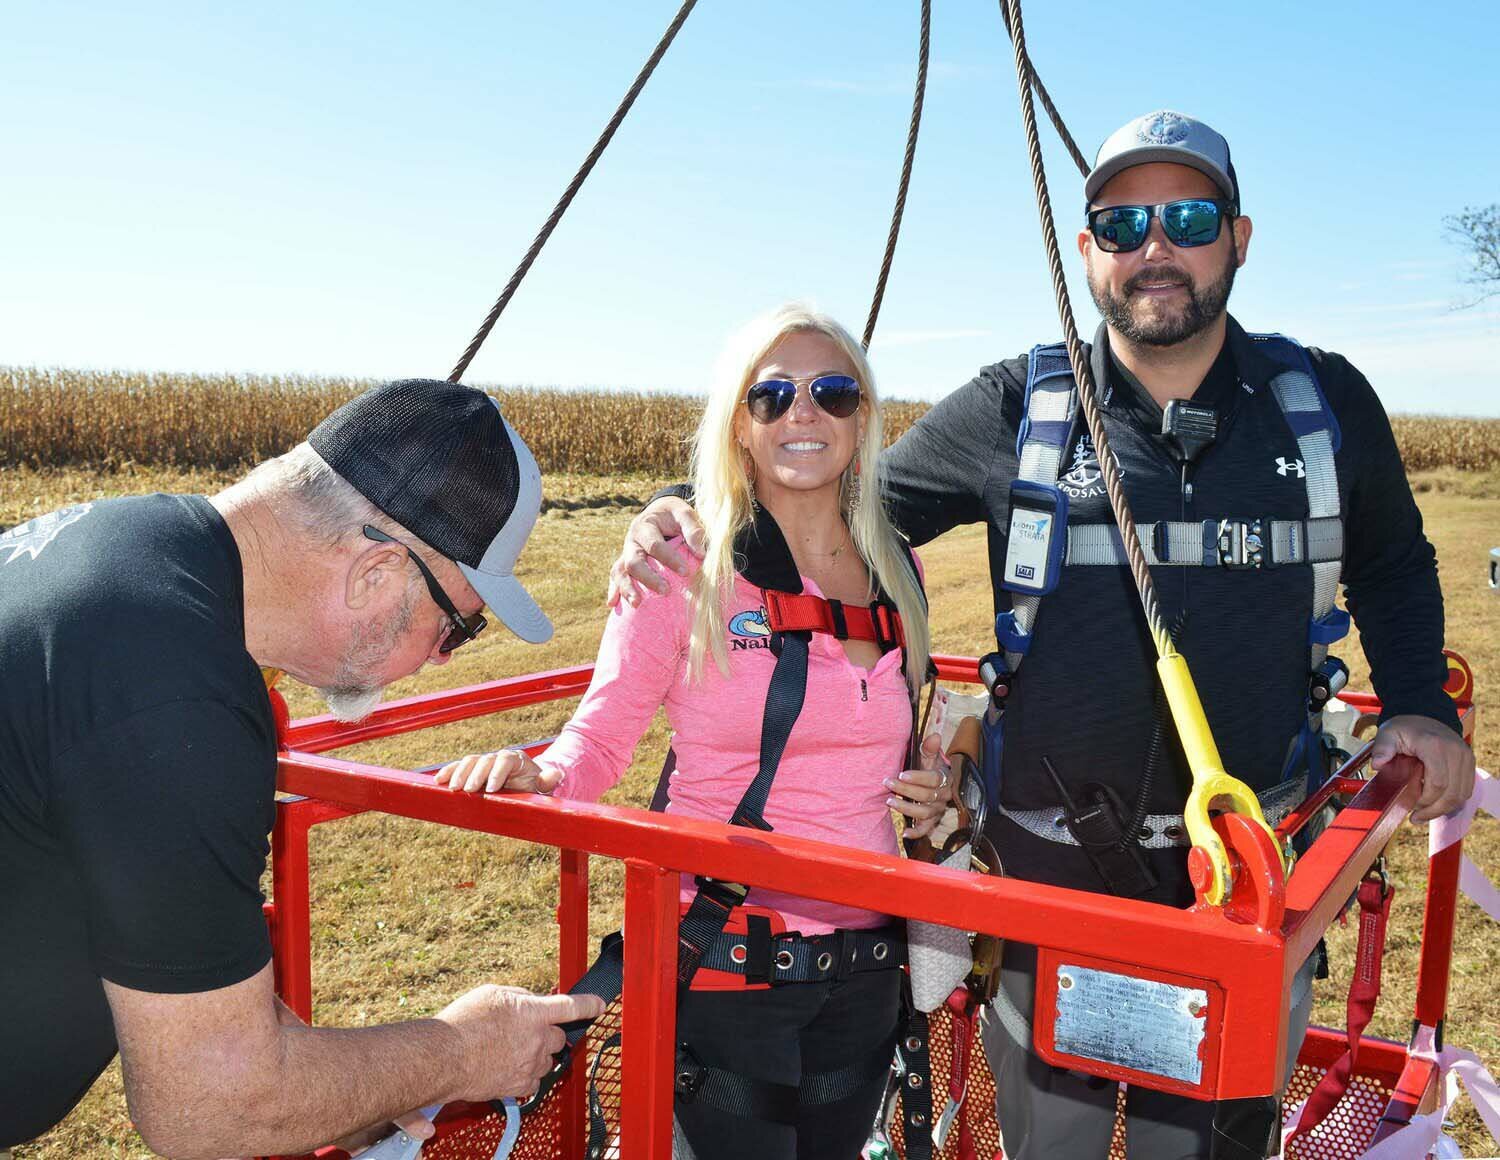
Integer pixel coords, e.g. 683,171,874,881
340,1008,1399,1160
416,1000,625,1160
421,1110,536,1160
1280,1065,1394,1160
887,1003,1129,1159
888,1008,1397,1160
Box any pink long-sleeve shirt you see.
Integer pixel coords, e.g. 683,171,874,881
541,543,916,934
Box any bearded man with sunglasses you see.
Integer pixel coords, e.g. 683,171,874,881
0,379,605,1157
611,110,1473,1158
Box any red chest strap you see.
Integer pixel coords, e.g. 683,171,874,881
761,590,905,653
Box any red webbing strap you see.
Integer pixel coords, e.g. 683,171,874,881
949,993,979,1160
762,590,905,651
1290,871,1395,1140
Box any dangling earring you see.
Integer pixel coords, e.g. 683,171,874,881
741,446,758,503
845,456,862,516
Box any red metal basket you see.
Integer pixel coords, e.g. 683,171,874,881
264,656,1472,1160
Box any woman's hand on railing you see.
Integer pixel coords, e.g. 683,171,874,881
886,733,953,839
435,749,562,795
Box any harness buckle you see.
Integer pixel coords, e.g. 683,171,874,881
694,876,751,910
674,1046,707,1103
834,928,859,980
519,1044,573,1113
1216,518,1267,569
1308,656,1349,712
978,653,1014,709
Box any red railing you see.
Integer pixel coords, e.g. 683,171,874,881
265,655,1475,1159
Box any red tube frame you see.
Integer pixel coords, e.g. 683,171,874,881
263,653,1475,1158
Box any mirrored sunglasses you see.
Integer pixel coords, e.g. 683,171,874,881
744,375,861,424
1087,198,1233,253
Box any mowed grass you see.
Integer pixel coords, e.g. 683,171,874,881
5,465,1497,1159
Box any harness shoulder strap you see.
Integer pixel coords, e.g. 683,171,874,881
998,342,1079,673
1248,332,1348,674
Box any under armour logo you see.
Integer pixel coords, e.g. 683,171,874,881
1276,457,1306,478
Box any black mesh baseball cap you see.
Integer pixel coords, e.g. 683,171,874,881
308,378,552,643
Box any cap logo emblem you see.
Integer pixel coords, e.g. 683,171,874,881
1138,111,1189,145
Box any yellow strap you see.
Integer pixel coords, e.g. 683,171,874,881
1156,653,1286,905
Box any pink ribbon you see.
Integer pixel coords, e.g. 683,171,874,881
1356,1026,1500,1159
1431,767,1500,924
1275,770,1499,1158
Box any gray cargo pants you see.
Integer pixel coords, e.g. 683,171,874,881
980,944,1316,1160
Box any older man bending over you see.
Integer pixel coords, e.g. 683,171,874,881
0,379,602,1158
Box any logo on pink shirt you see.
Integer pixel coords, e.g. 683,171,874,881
728,609,772,650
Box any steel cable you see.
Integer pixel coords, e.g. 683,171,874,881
447,0,700,383
861,0,931,350
999,0,1172,657
996,0,1090,179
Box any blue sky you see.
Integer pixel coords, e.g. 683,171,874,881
4,1,1497,414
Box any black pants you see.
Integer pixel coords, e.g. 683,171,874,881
673,970,901,1160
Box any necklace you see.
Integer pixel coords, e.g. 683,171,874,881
806,533,850,559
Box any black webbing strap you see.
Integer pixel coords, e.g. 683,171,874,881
586,1030,622,1159
676,1046,799,1124
896,999,934,1160
697,924,907,983
675,878,749,987
517,933,626,1114
537,629,816,1125
799,1033,901,1106
647,745,676,813
744,913,774,986
676,629,810,986
729,630,810,831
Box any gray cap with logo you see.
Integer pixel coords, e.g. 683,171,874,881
1085,110,1239,210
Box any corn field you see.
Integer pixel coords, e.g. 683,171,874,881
1,366,1494,474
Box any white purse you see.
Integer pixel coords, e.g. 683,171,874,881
905,688,993,1013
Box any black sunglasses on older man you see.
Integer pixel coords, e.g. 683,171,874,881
363,525,487,653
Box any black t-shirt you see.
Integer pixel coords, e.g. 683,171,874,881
0,494,276,1147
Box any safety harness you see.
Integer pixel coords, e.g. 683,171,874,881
982,333,1348,847
528,506,933,1158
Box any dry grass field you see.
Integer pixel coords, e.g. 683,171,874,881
4,367,1496,474
0,369,932,477
4,462,1498,1159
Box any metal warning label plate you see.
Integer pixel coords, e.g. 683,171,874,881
1052,964,1209,1085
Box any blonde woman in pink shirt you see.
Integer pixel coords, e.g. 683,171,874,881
437,305,948,1159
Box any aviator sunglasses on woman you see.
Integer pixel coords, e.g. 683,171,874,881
1087,197,1236,253
744,374,861,424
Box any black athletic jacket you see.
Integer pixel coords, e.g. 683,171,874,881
881,316,1457,898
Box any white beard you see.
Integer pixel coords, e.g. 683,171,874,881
321,685,385,722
